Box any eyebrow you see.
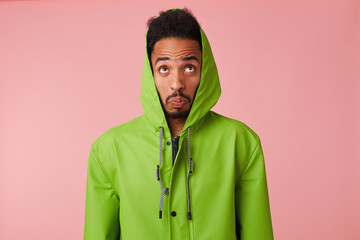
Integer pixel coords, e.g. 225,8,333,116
155,56,200,65
155,57,170,65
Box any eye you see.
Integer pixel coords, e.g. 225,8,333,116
185,65,195,73
159,66,168,74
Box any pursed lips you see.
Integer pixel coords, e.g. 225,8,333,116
168,96,188,104
167,96,189,108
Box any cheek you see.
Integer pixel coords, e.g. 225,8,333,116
189,75,201,95
154,79,168,101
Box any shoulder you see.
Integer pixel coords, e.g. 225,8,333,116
91,115,147,150
202,111,260,142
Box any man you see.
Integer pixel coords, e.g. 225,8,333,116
84,8,274,240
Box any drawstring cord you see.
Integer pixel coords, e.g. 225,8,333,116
156,126,193,220
156,126,169,219
186,127,193,220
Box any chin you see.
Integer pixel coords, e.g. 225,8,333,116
165,109,190,119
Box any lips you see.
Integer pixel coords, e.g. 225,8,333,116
168,97,188,108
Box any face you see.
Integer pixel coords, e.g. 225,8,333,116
151,37,202,119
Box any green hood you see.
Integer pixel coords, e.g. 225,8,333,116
140,25,221,136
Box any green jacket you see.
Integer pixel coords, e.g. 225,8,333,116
84,24,274,240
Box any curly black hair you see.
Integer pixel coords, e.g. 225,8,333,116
146,8,202,60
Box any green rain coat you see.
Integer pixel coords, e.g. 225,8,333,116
84,23,274,240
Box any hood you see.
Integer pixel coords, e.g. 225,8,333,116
140,21,221,136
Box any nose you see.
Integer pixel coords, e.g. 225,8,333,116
170,71,185,92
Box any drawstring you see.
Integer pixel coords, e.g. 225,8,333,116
156,126,193,220
156,126,169,219
186,127,193,220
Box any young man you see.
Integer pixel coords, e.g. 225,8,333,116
84,8,274,240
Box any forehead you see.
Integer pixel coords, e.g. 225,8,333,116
152,38,201,63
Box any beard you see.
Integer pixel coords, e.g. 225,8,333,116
165,109,191,119
164,91,192,119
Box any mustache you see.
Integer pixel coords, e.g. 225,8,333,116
166,91,191,103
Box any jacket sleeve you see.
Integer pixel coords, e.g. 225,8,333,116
235,139,274,240
84,145,120,240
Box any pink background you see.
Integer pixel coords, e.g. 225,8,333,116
1,0,359,239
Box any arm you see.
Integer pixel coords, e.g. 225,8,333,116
84,145,120,240
235,140,274,239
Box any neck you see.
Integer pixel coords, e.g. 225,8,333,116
166,116,186,137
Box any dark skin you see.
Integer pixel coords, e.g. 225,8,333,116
151,37,202,137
